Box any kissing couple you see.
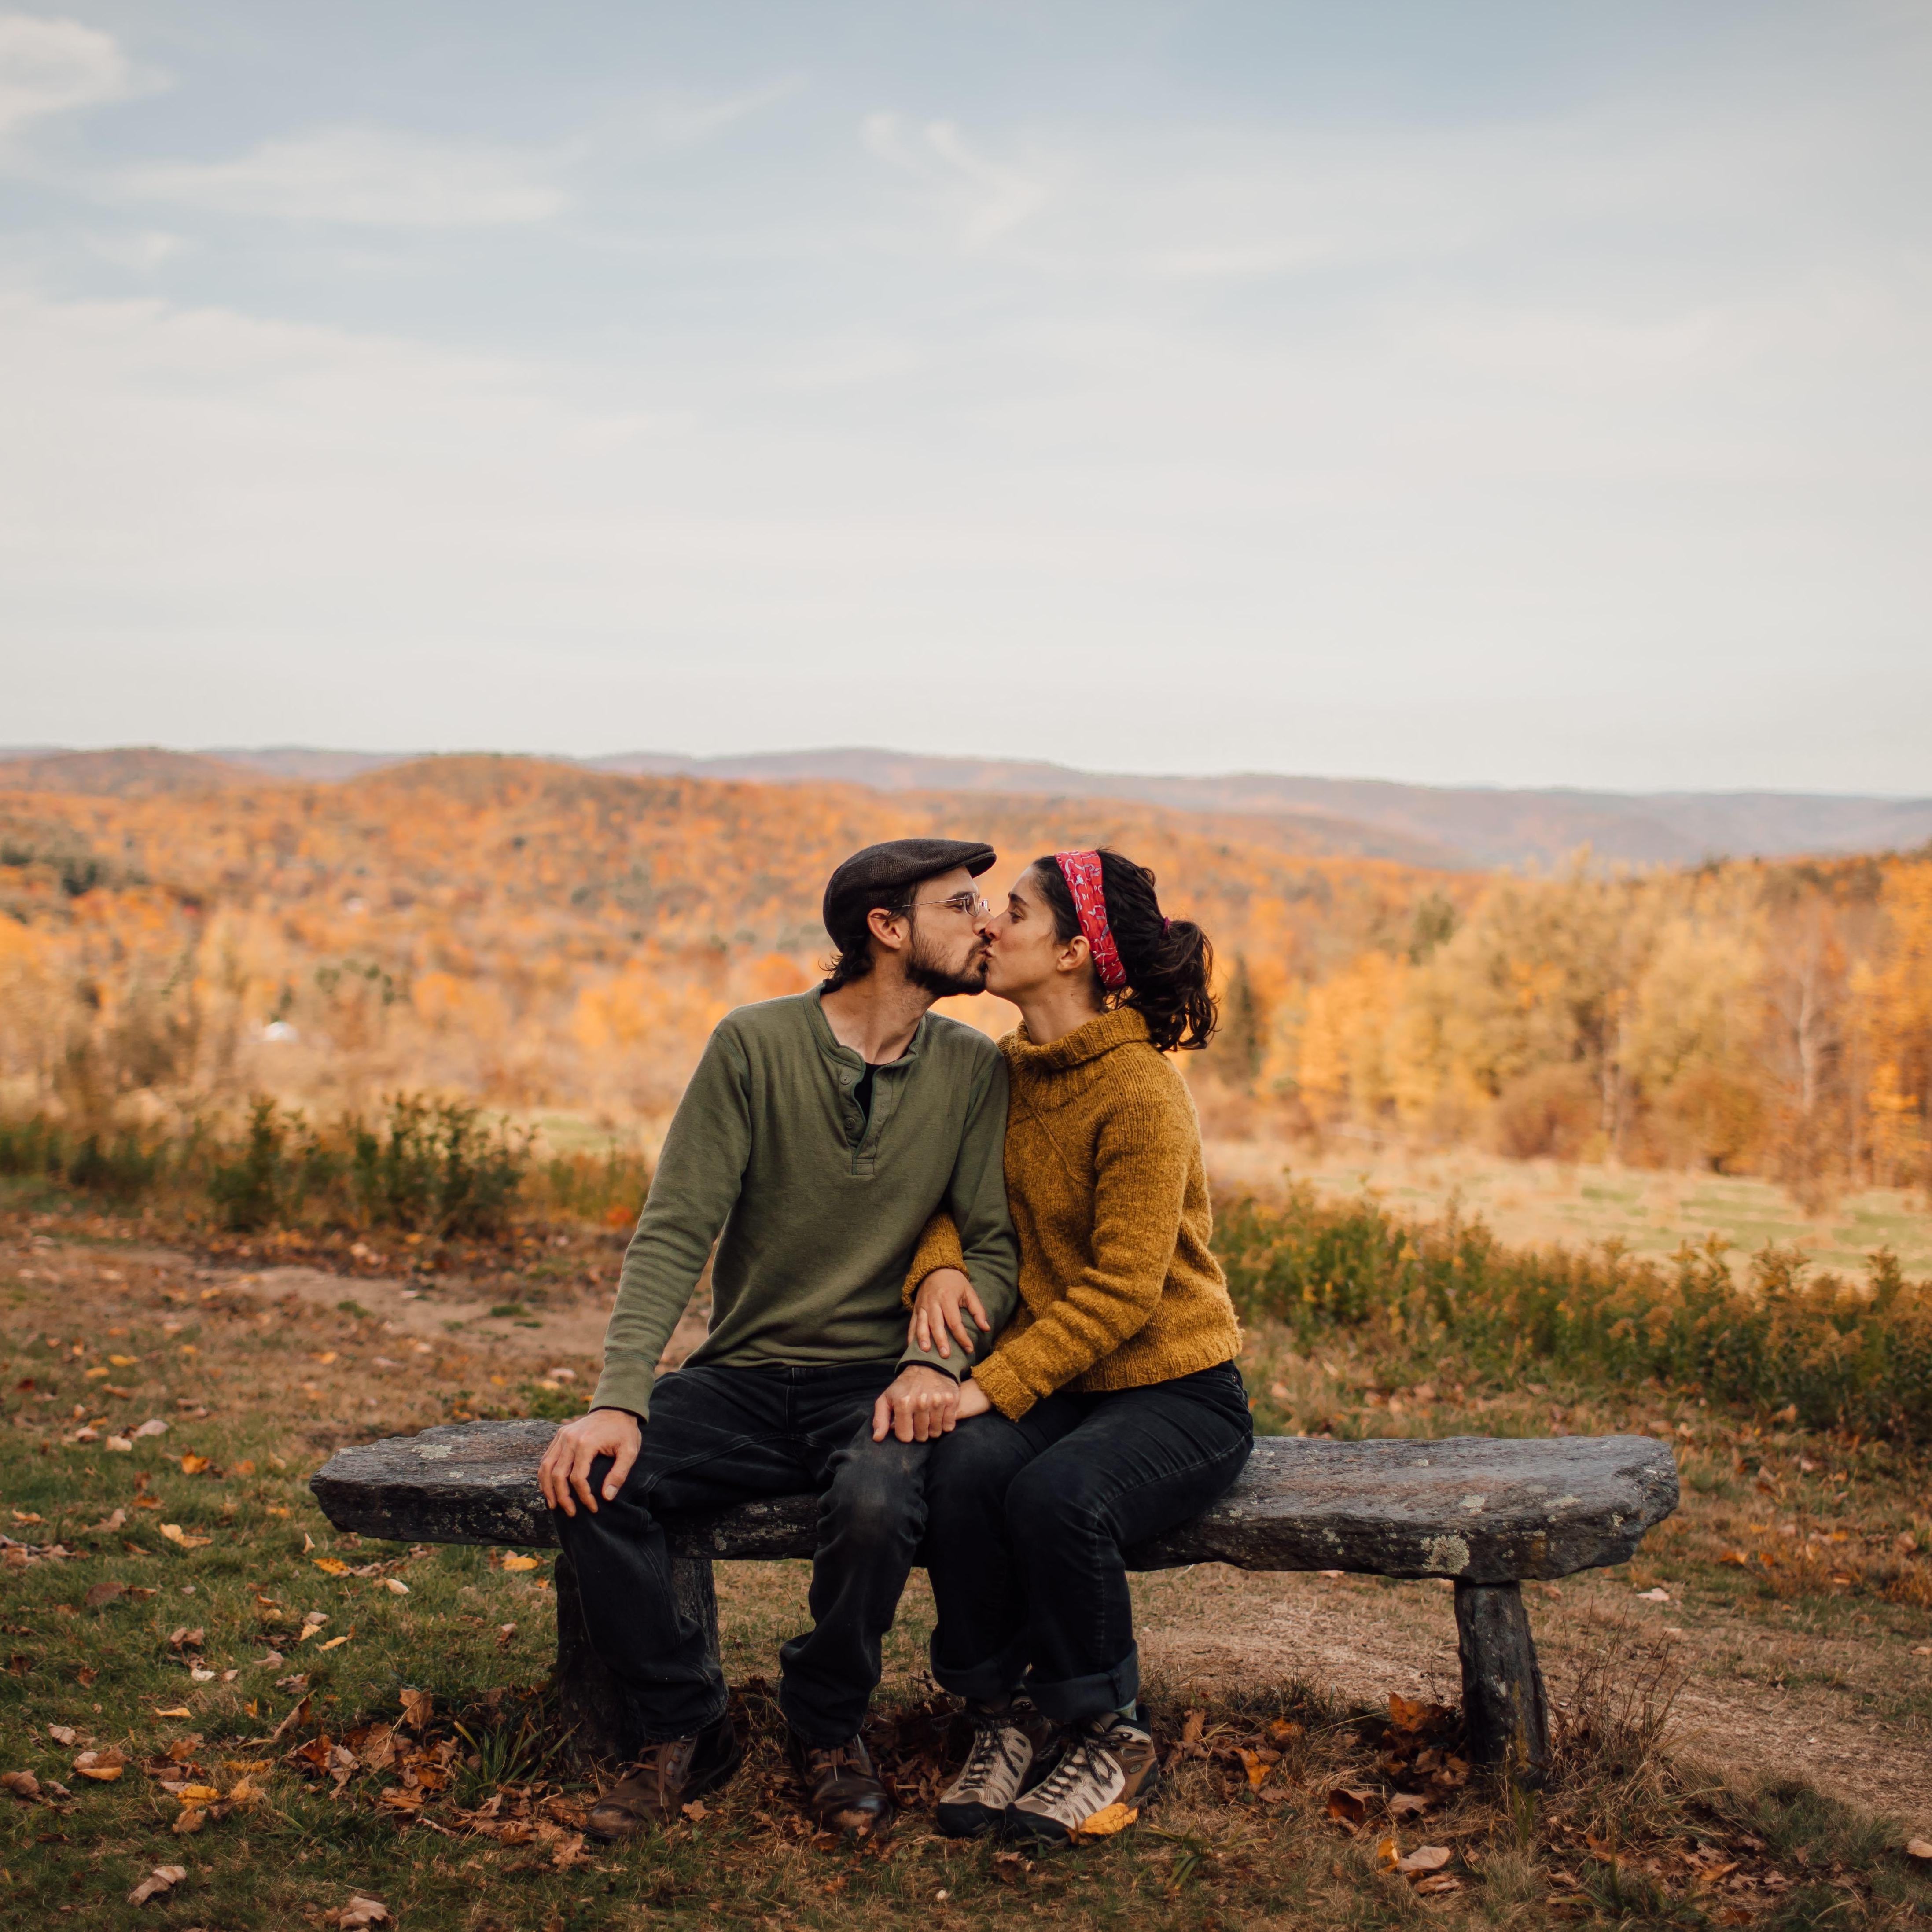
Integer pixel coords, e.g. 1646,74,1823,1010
538,836,1253,1847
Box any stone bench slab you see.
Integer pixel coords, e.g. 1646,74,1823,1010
311,1423,1675,1586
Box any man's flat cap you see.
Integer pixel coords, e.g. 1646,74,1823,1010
822,838,996,942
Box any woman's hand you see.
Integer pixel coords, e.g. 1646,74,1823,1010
911,1266,990,1360
538,1406,643,1516
953,1378,993,1421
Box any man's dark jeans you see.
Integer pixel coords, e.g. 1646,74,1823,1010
922,1362,1253,1726
551,1360,925,1747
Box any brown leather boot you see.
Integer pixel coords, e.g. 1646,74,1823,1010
585,1712,742,1841
786,1727,894,1840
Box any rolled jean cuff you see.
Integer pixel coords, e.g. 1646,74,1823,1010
1025,1646,1140,1727
928,1633,1030,1706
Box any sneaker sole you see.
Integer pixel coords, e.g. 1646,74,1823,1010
935,1799,1002,1839
1001,1766,1159,1851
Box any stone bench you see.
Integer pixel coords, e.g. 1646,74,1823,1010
311,1423,1677,1777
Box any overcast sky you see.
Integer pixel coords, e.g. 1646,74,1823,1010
3,2,1928,792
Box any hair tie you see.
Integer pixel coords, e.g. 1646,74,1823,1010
1054,850,1128,991
1162,917,1173,935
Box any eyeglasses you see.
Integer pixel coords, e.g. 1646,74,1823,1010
905,891,990,918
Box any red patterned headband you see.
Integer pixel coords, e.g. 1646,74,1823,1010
1054,850,1127,991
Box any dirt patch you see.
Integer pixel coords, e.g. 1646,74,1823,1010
1134,1564,1932,1834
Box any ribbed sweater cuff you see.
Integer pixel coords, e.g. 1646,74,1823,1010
971,1351,1034,1421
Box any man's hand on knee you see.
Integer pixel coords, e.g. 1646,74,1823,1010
538,1407,643,1516
870,1365,961,1444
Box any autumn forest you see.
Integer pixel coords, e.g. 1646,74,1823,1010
0,749,1925,1204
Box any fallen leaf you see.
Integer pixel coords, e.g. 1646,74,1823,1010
1326,1785,1374,1828
172,1806,206,1835
1635,1586,1671,1603
11,1511,42,1525
378,1785,424,1811
551,1830,589,1867
160,1524,212,1549
84,1580,127,1609
1388,1693,1434,1731
1906,1838,1932,1861
1415,1873,1463,1896
313,1557,351,1576
501,1554,541,1573
1234,1748,1274,1789
328,1895,390,1928
681,1799,707,1822
1264,1717,1303,1746
1075,1802,1138,1838
190,1667,216,1682
1389,1793,1432,1818
153,1706,192,1720
105,1436,134,1453
376,1577,409,1596
179,1455,210,1476
1181,1710,1205,1747
86,1508,127,1533
399,1687,432,1731
75,1762,124,1781
169,1626,206,1649
132,1419,168,1438
1,1770,40,1800
127,1864,187,1906
1397,1844,1453,1875
316,1630,353,1652
47,1725,77,1746
269,1695,313,1743
228,1777,263,1803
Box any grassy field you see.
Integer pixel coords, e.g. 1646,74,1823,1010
1206,1141,1932,1281
3,1190,1932,1928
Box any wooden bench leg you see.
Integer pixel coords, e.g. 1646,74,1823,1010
552,1549,721,1761
1453,1581,1549,1781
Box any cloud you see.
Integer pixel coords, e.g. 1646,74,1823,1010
861,111,1046,247
123,125,570,226
0,11,142,134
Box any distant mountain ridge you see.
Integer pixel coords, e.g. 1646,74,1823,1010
579,749,1932,868
3,744,1928,869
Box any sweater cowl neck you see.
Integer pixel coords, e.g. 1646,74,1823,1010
1007,1005,1153,1075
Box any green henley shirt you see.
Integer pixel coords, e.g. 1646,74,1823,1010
591,989,1019,1419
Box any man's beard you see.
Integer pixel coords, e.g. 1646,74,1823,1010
905,930,990,999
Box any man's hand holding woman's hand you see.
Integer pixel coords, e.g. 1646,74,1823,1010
538,1406,642,1516
870,1363,996,1442
910,1266,989,1360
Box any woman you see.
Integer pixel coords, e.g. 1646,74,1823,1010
905,848,1252,1847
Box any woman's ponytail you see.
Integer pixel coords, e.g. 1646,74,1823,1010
1030,850,1218,1052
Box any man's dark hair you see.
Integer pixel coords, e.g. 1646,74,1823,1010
820,882,918,991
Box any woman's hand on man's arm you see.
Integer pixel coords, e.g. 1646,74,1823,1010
910,1266,990,1359
537,1407,643,1516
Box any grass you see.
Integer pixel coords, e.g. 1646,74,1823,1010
4,1203,1932,1925
1204,1141,1932,1281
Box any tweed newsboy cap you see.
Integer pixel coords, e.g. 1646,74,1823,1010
821,838,997,944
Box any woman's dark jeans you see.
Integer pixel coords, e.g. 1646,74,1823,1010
923,1362,1253,1725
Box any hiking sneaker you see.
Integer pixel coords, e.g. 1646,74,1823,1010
1003,1708,1158,1848
935,1698,1056,1839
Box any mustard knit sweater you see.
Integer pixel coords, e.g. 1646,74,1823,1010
906,1006,1242,1421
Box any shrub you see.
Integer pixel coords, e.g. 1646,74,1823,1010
1213,1183,1932,1441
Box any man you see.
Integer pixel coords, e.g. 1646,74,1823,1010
539,838,1017,1844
